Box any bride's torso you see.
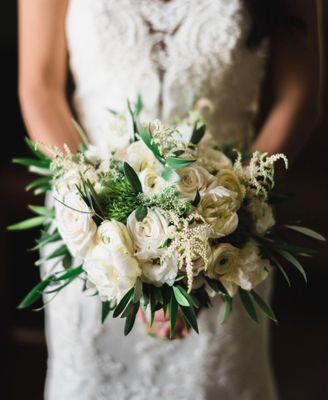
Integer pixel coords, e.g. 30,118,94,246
66,0,268,147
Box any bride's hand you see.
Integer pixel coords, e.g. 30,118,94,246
137,309,189,340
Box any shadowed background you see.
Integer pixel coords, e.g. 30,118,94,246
1,2,327,399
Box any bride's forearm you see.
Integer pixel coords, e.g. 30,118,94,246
251,97,319,161
19,86,81,155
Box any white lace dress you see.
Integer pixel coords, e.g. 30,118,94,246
43,1,278,399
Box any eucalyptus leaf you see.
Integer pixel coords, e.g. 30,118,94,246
123,162,142,194
135,206,148,222
176,285,199,308
173,286,190,307
181,306,199,334
284,225,326,242
7,216,47,231
190,124,206,145
169,293,178,339
165,157,196,170
251,290,277,323
238,288,258,323
124,301,140,336
113,288,134,318
18,277,52,309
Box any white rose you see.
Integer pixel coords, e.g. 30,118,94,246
84,241,141,303
206,243,240,280
138,168,167,195
247,196,275,235
97,112,131,155
127,207,172,260
199,186,239,238
97,220,134,253
116,141,162,173
197,145,232,173
220,240,269,296
177,165,217,201
141,255,178,286
55,192,97,258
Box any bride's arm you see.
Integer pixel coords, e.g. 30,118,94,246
251,0,322,161
18,0,81,154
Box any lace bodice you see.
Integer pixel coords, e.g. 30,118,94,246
42,2,277,399
66,0,268,147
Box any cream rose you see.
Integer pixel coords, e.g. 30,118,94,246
55,192,97,259
219,240,269,296
206,243,240,281
138,168,167,195
197,145,233,173
127,207,172,260
177,165,217,201
199,186,239,238
247,196,275,235
141,255,178,286
217,169,245,205
116,141,162,173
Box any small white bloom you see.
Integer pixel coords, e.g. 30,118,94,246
199,186,239,238
55,192,97,258
138,168,167,195
177,165,218,201
127,207,172,260
247,196,275,235
141,255,178,286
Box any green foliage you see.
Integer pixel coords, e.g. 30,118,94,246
123,162,143,194
239,288,258,323
98,176,139,223
190,123,206,145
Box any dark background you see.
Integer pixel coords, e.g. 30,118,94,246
1,2,328,400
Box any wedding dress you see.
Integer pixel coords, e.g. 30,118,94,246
42,1,278,399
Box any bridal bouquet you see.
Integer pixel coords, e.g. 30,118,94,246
10,98,325,337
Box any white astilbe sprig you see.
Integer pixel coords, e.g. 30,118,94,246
162,211,211,292
150,119,195,159
234,151,288,200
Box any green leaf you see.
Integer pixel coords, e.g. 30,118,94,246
275,248,307,283
113,288,134,318
133,278,143,303
24,137,50,161
239,288,258,323
251,290,277,323
36,244,69,265
221,296,232,323
181,306,199,334
284,225,326,242
173,286,190,307
32,231,61,251
165,157,196,170
169,293,178,338
101,301,111,323
18,277,53,309
206,278,229,295
26,176,52,192
13,157,50,169
34,185,52,195
53,266,83,282
120,300,135,318
124,301,140,335
161,166,181,183
7,216,47,231
135,206,148,222
266,250,291,287
28,205,55,218
137,126,164,163
190,123,206,145
123,162,142,194
191,190,201,207
176,285,199,308
134,94,143,116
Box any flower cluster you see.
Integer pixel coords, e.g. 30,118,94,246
13,99,324,337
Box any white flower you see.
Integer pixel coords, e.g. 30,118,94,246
97,112,131,155
217,168,245,205
138,168,167,195
199,186,239,238
206,243,240,281
197,145,232,173
116,141,162,173
177,165,217,201
127,207,172,260
55,192,97,258
84,145,102,166
141,255,178,286
220,240,269,296
247,196,275,235
84,220,141,302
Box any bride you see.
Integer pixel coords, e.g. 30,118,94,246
18,1,321,399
